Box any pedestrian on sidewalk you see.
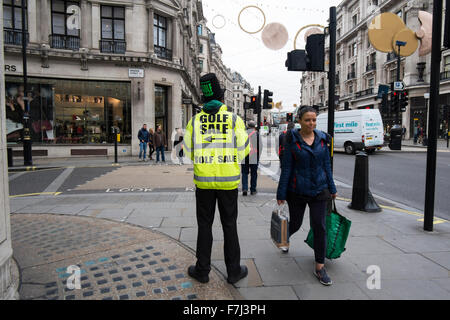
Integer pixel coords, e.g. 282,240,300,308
278,122,295,169
276,106,337,286
241,121,260,196
174,128,184,165
148,128,155,160
184,73,250,285
402,125,406,140
154,125,166,164
138,124,149,162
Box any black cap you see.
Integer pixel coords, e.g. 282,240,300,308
200,73,225,103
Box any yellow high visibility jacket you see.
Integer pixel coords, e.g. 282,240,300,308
184,105,250,190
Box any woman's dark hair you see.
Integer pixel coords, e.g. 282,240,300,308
297,106,317,120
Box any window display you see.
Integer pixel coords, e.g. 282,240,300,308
5,77,131,145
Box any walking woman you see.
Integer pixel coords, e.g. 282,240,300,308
276,106,337,286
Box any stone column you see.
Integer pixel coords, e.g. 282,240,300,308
91,3,100,49
40,0,50,44
27,0,37,43
172,16,180,63
125,6,133,52
147,5,154,54
0,2,20,299
80,0,91,48
131,4,147,53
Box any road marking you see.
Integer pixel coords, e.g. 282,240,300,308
8,172,26,182
43,167,75,193
9,192,62,198
336,197,448,224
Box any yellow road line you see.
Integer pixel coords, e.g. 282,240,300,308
9,192,62,198
337,197,448,224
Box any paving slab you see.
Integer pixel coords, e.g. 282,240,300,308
354,279,450,300
11,214,239,300
421,252,450,270
293,282,370,300
238,286,299,300
346,253,449,280
253,256,312,286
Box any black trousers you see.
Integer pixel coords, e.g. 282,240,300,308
287,191,328,264
195,188,241,276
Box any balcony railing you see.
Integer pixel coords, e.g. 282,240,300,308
366,63,376,72
354,88,374,99
100,39,126,54
347,72,356,80
154,45,173,61
386,52,396,62
441,71,450,81
4,28,29,46
49,35,80,51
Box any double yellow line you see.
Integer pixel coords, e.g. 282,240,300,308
337,197,448,225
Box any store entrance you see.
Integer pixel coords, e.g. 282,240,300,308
155,85,168,147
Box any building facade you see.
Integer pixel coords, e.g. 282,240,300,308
1,0,20,299
301,0,450,139
3,0,207,157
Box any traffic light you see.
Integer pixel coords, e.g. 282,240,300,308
263,90,273,109
305,34,325,71
381,94,389,114
286,34,325,72
286,113,293,122
245,96,257,109
390,83,399,113
400,90,409,112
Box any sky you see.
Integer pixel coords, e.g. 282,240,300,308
202,0,342,109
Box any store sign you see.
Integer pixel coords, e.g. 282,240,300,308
5,64,17,72
129,68,145,78
183,98,193,104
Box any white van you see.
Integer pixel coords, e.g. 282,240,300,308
316,109,384,154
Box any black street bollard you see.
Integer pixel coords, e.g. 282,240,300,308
7,148,13,167
348,151,382,213
114,128,118,164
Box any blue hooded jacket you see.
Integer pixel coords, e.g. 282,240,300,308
276,129,337,200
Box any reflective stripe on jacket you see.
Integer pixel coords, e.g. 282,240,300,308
184,105,250,190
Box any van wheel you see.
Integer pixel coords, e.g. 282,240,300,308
344,142,355,155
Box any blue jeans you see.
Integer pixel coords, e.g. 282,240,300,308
156,146,165,162
241,164,258,192
139,142,147,159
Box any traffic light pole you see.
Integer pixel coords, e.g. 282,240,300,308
257,86,262,163
396,45,401,125
327,6,337,172
22,0,32,166
424,0,443,232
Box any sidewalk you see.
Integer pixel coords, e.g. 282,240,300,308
10,191,450,300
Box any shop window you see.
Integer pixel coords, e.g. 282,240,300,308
4,77,132,145
3,0,28,45
100,5,126,54
50,0,80,50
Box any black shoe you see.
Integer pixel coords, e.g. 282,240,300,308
281,247,289,253
251,190,257,195
243,191,248,196
188,265,209,283
227,265,248,284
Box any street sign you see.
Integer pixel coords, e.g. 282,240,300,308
377,84,389,98
128,68,144,78
394,81,404,91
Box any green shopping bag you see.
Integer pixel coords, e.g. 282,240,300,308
305,199,351,260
